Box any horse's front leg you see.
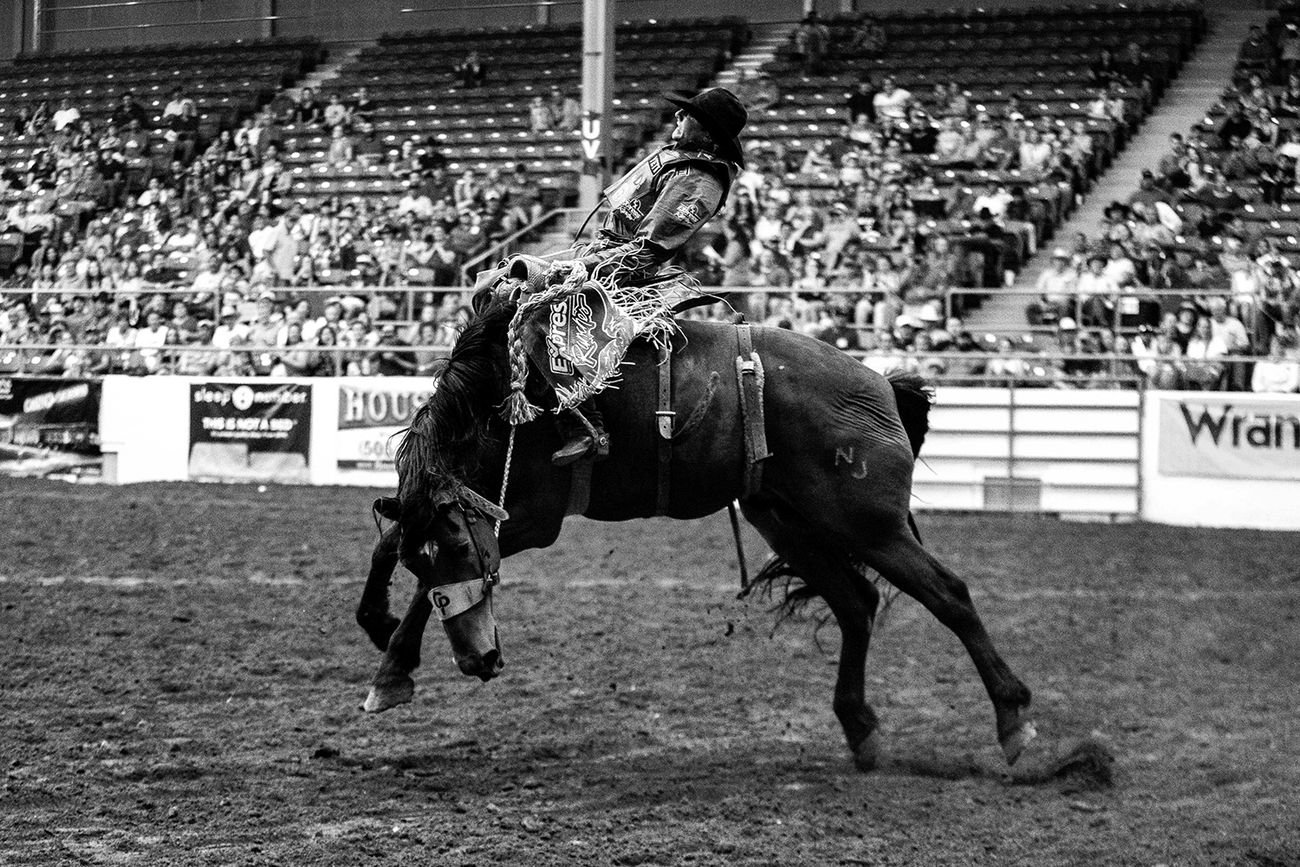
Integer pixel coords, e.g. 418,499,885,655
355,522,403,651
362,551,436,713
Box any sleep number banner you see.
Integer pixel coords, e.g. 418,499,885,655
1157,395,1300,481
188,382,312,483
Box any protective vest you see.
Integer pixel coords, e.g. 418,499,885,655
600,146,736,240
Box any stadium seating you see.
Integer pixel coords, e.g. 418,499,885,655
274,19,745,203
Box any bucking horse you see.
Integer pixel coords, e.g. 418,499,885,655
353,269,1036,771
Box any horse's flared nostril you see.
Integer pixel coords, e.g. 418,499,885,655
476,648,502,682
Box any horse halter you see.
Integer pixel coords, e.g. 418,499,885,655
427,484,509,622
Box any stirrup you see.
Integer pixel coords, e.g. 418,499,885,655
551,407,609,466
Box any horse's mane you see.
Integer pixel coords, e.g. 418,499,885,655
394,291,518,511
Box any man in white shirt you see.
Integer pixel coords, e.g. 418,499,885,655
212,305,248,349
162,87,193,119
52,99,81,132
1206,296,1250,354
971,182,1011,219
1034,248,1079,322
397,174,435,220
872,77,913,121
1102,243,1137,288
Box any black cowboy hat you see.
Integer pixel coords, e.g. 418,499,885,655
664,87,747,167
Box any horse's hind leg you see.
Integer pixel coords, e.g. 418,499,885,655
741,503,884,771
356,522,402,652
860,528,1035,765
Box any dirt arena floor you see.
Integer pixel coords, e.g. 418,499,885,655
1,478,1298,866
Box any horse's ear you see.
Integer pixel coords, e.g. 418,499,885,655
373,497,402,521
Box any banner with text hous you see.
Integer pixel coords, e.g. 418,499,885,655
336,381,434,474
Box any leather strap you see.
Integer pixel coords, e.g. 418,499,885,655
655,343,674,516
566,460,592,516
735,325,771,499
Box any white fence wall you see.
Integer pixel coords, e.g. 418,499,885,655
96,377,1300,530
915,387,1141,518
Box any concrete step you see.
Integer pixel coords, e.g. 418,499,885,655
295,42,371,92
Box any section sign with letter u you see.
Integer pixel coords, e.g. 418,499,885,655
337,381,434,474
189,382,312,483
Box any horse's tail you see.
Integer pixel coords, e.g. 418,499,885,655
887,370,933,459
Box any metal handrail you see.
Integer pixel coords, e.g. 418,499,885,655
457,206,584,284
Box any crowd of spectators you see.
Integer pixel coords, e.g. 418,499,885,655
1022,22,1300,392
658,39,1155,388
0,77,550,376
2,16,1298,392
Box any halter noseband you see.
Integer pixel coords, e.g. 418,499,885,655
427,484,508,622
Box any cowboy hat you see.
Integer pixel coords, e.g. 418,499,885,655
664,87,747,167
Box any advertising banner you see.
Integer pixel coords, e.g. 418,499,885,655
188,382,311,483
1157,395,1300,481
0,376,102,478
336,381,434,474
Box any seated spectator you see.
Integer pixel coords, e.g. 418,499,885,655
292,88,324,127
1129,169,1171,208
162,86,193,120
277,321,317,376
1182,315,1228,389
1017,128,1052,173
1251,332,1300,393
547,87,581,132
872,77,912,122
175,320,218,376
846,76,878,124
352,120,386,165
326,125,355,168
1238,25,1274,74
349,86,376,125
1030,248,1078,325
111,92,149,130
529,96,552,133
52,98,82,133
454,51,487,89
323,93,350,132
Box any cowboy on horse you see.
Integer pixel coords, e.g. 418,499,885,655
539,87,748,465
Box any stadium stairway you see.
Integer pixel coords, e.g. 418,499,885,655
714,21,796,89
969,5,1270,332
292,40,376,95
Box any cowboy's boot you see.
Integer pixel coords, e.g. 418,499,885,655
551,401,609,466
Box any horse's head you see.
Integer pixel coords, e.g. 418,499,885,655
382,485,509,682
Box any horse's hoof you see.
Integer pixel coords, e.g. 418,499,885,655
1001,721,1037,766
361,678,414,714
852,731,882,772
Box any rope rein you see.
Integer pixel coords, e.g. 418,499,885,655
495,423,516,539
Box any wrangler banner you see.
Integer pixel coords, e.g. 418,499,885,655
1157,394,1300,481
188,382,312,483
0,376,101,479
336,381,434,473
